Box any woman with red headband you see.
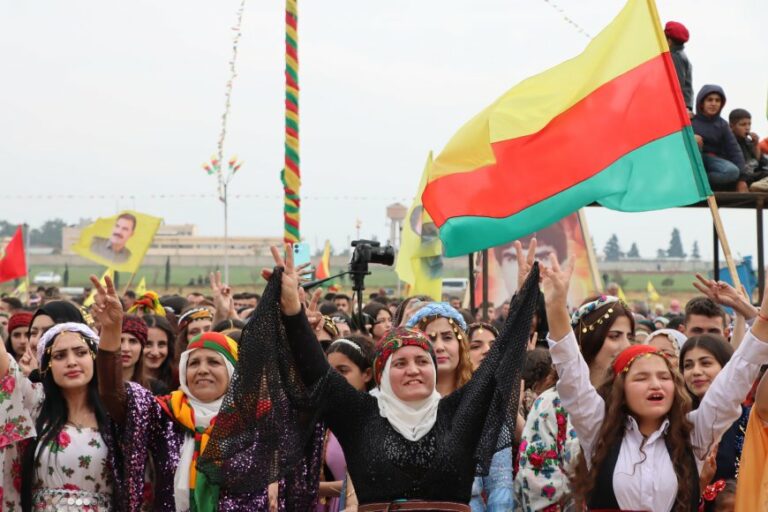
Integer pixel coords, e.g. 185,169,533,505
540,254,768,512
197,245,539,511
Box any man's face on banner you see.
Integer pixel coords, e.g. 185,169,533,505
110,217,135,251
498,241,561,297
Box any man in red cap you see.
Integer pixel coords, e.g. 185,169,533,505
665,21,693,114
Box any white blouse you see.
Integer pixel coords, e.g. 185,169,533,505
549,328,768,512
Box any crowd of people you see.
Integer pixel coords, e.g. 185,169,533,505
0,239,767,512
665,21,768,192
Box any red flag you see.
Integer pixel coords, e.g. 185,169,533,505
0,226,27,283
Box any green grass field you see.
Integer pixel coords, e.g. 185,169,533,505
5,264,705,298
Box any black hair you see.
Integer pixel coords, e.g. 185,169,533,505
326,334,375,390
159,295,189,316
213,318,246,332
124,290,136,299
1,297,23,310
679,334,734,409
334,293,351,302
392,295,434,326
362,302,392,336
728,108,751,124
684,297,726,328
143,314,177,393
21,331,109,511
522,347,555,391
667,315,685,331
319,301,338,316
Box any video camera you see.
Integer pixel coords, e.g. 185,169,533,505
349,239,395,276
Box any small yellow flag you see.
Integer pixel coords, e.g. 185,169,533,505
11,280,27,298
135,277,147,297
646,281,660,302
616,285,627,303
84,268,114,307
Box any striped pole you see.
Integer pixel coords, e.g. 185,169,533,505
282,0,301,243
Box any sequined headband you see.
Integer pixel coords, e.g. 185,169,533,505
328,338,362,354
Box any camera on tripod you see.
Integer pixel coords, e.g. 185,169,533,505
350,239,395,276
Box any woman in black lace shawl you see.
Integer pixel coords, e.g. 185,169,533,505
199,246,539,508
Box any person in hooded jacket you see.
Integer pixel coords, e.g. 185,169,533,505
691,84,747,191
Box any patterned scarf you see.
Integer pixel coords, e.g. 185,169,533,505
157,332,238,511
158,391,218,511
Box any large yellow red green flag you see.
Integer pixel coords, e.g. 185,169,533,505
422,0,711,257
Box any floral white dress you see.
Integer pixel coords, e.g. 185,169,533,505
0,357,113,511
514,388,580,512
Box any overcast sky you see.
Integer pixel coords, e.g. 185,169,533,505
2,0,766,261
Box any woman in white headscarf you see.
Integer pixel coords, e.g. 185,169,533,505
201,245,540,511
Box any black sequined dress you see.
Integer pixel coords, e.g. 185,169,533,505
199,266,539,506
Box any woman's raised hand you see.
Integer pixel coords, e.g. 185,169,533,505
540,253,574,341
262,245,302,316
89,275,123,331
540,253,573,307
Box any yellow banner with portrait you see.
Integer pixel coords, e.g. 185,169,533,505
71,211,162,273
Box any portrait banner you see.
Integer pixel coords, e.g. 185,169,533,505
475,211,599,309
71,211,161,273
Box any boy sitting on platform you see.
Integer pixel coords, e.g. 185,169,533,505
692,85,746,191
729,108,768,192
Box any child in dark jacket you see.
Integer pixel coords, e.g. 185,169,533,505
729,108,768,191
691,85,746,191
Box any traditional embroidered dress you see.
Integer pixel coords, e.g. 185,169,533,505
199,266,540,506
98,331,322,512
0,323,128,512
515,388,579,512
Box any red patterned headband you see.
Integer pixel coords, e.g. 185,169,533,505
612,344,661,375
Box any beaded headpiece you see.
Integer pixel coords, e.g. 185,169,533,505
571,295,629,339
37,322,100,368
406,302,468,331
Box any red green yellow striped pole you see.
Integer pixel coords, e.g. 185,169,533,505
282,0,300,243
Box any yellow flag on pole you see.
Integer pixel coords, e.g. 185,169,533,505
71,210,161,273
616,285,627,303
135,277,147,297
84,268,114,307
646,281,660,302
11,280,27,298
395,152,444,300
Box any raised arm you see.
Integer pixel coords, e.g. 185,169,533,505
262,246,330,386
210,271,238,325
693,274,757,348
90,274,128,425
689,277,768,458
541,252,605,463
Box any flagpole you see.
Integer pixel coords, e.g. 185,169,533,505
707,196,742,290
122,272,136,296
577,209,603,293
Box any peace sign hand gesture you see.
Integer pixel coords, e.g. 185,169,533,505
89,275,124,331
514,238,538,290
261,245,303,316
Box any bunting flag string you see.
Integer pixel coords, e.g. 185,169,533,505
541,0,592,39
